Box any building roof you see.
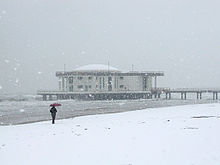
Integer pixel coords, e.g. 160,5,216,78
74,64,121,73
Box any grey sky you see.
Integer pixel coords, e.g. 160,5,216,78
0,0,220,94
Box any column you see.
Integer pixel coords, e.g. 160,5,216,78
181,93,183,100
49,95,52,100
43,95,47,101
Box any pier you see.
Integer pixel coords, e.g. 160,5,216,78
38,88,220,101
37,90,152,101
152,88,220,100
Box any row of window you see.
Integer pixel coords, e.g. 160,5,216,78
69,84,125,91
68,76,124,83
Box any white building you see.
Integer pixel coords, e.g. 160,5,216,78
38,64,164,100
56,64,163,93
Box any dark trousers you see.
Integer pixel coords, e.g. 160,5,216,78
51,113,56,124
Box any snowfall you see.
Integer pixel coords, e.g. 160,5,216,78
1,103,220,165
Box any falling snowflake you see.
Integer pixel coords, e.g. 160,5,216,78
2,10,6,14
19,109,25,112
81,51,86,54
14,78,21,87
38,71,42,74
4,59,9,63
0,85,2,90
15,78,19,83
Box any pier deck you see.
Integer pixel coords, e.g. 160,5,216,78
37,88,220,101
152,88,220,100
37,90,152,101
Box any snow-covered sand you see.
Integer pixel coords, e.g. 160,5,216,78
1,103,220,165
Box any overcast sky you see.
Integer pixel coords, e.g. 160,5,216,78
0,0,220,94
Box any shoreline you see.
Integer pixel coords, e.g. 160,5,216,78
1,99,219,126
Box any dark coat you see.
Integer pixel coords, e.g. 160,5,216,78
50,106,57,114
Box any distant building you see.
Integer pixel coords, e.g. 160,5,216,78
38,64,164,100
56,64,163,92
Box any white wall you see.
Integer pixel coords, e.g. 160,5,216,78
61,75,153,92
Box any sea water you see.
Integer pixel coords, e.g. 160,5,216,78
0,94,218,125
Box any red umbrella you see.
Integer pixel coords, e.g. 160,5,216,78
50,103,62,107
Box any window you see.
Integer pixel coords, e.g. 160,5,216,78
100,77,102,89
69,85,73,92
89,85,92,88
69,77,73,84
77,77,83,80
108,77,112,91
59,82,62,90
103,77,105,88
77,85,83,89
108,77,112,84
120,76,124,80
88,77,92,80
120,85,124,88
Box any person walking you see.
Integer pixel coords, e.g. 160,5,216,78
50,106,57,124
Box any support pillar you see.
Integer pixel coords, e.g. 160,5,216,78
49,95,52,100
43,95,47,101
158,93,161,98
213,92,216,100
154,76,157,90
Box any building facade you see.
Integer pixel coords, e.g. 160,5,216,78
37,64,164,100
56,64,163,93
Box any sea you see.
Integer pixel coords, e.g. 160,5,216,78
0,93,219,126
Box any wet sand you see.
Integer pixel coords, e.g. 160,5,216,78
0,98,219,126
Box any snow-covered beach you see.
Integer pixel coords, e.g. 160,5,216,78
1,103,220,165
